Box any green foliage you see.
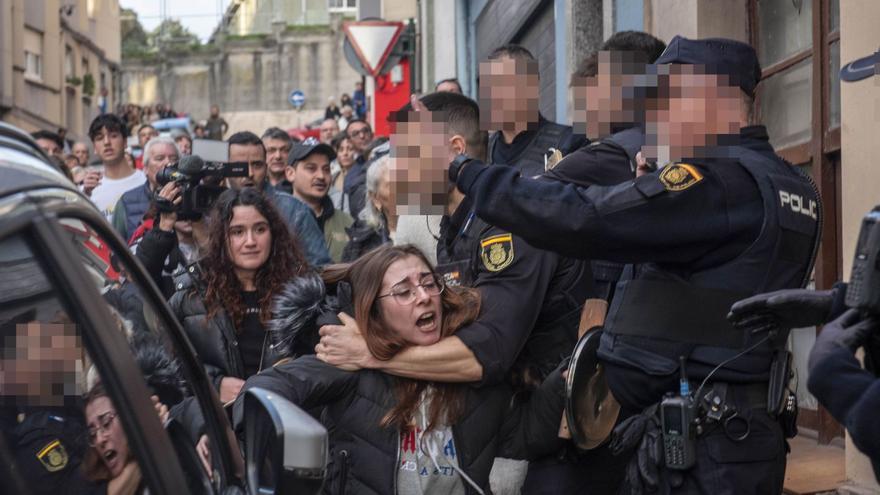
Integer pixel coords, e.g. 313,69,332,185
82,73,95,96
65,76,82,86
121,8,150,57
152,19,200,47
283,24,330,35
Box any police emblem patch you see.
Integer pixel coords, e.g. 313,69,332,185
659,163,703,192
480,234,514,272
37,439,69,472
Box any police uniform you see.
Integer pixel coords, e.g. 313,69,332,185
452,37,821,494
437,197,634,494
2,405,106,495
489,116,586,177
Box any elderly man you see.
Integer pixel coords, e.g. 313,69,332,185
112,136,179,242
319,118,340,145
72,141,90,166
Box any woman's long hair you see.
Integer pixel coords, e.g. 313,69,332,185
322,244,481,432
201,188,308,330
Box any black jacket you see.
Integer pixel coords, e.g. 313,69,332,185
341,218,390,262
167,265,287,391
134,226,186,299
234,355,566,495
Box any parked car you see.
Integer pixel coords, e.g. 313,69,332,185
0,122,325,495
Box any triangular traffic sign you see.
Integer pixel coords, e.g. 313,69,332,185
343,21,404,77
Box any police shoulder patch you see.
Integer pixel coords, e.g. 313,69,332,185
659,163,703,192
480,233,514,272
37,439,68,472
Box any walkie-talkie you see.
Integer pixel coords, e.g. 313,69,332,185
661,357,697,470
846,206,880,315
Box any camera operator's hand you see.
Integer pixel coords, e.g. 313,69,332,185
156,182,182,232
81,169,102,197
728,288,836,334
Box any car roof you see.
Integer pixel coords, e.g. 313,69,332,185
0,122,78,198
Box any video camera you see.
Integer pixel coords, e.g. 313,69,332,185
155,139,248,220
845,206,880,374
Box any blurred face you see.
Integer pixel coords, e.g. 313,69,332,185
288,153,332,205
573,52,645,139
73,142,89,165
0,321,82,405
227,143,267,189
390,114,452,215
478,56,540,131
138,126,158,147
319,119,340,144
175,136,192,156
86,396,130,478
144,142,179,188
92,127,126,165
36,138,62,158
336,139,356,169
347,121,372,153
645,67,742,163
377,255,444,347
210,105,219,117
226,205,272,273
263,137,291,177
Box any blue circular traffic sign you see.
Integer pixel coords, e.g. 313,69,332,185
288,90,305,108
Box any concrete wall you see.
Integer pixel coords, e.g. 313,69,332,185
121,24,361,125
840,1,880,488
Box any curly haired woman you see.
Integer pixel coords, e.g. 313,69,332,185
169,187,310,403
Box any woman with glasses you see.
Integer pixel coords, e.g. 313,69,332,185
169,187,311,404
233,245,566,495
82,384,169,495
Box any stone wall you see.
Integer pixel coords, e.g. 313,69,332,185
121,20,362,125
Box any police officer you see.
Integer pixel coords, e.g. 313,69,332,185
479,45,586,177
449,37,822,493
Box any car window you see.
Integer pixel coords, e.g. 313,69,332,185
55,217,224,491
0,232,159,494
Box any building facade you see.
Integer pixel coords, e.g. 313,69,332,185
0,0,120,141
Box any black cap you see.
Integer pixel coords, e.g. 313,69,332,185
840,50,880,82
654,36,762,97
288,137,336,165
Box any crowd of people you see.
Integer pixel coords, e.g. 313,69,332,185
13,28,880,495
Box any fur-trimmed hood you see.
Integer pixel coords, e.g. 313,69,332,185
269,272,338,358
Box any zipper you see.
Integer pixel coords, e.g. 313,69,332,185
338,449,349,495
799,168,824,289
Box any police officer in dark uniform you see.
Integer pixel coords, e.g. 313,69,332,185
480,45,587,178
448,37,822,494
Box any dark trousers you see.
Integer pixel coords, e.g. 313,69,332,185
521,443,629,495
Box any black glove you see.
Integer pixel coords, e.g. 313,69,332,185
610,404,661,495
727,288,836,334
809,309,878,366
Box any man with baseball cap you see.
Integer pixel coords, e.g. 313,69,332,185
287,138,353,262
446,36,821,493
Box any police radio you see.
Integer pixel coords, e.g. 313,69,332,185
660,358,697,470
845,206,880,315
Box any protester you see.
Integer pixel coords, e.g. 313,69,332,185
86,114,145,221
341,154,393,262
205,104,229,140
319,117,340,145
169,188,311,403
287,139,353,262
260,127,293,194
82,385,145,495
112,136,179,243
31,130,64,159
235,244,567,494
329,133,355,213
224,131,331,266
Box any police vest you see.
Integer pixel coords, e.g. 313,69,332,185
488,121,570,177
601,146,821,377
437,207,594,385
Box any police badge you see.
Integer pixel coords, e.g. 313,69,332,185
37,439,69,472
480,234,514,272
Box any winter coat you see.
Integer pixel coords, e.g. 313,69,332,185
340,218,390,262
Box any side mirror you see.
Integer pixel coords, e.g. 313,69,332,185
243,387,327,495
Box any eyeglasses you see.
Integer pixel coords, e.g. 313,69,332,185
377,274,445,305
87,411,117,446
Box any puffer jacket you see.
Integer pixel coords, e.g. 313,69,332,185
167,263,288,392
234,356,565,495
234,273,566,494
